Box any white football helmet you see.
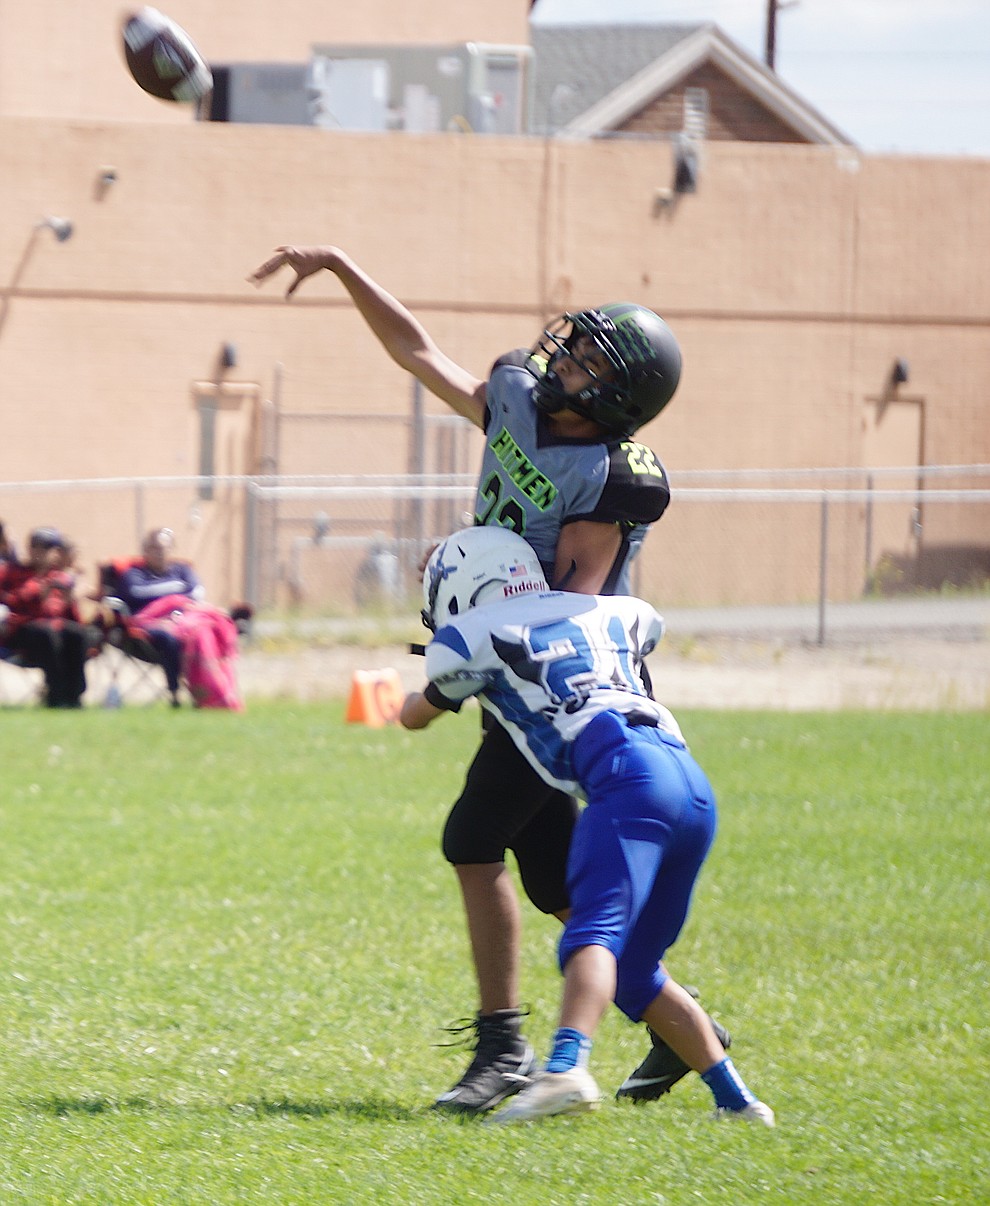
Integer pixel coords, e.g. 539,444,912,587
421,527,549,632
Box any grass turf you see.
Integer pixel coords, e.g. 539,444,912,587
0,703,986,1203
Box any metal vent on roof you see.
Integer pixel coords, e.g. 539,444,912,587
683,87,708,140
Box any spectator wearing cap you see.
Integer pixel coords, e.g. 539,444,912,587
0,527,97,707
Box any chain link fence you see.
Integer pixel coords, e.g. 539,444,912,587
2,466,988,645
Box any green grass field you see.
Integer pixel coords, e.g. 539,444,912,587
0,703,987,1204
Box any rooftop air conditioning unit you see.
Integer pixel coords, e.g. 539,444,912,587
307,43,531,134
207,63,312,125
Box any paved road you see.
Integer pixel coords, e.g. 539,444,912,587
661,595,988,644
252,595,988,647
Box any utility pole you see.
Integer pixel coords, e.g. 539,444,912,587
765,0,800,71
765,0,779,69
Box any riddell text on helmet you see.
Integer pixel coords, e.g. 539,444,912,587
502,580,547,598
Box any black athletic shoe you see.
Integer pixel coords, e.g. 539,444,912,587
616,987,731,1102
433,1008,536,1115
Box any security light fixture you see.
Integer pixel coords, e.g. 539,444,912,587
38,216,74,242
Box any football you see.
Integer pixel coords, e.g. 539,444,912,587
121,7,213,104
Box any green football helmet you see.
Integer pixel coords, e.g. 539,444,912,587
531,303,681,436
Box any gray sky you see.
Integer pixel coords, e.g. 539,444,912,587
530,0,990,157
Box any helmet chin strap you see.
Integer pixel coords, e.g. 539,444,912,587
537,392,568,415
562,387,604,424
539,367,599,415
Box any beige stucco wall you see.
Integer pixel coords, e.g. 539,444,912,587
1,114,988,607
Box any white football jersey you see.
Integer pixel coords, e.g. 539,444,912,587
425,591,683,794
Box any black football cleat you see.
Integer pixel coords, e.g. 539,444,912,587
616,987,731,1102
433,1008,536,1115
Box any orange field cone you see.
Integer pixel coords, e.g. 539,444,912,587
345,668,405,728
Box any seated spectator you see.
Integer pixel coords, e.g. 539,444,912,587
114,527,202,701
0,527,98,708
117,527,205,612
0,519,17,569
0,519,18,656
115,528,243,710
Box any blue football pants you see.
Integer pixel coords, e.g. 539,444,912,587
561,710,718,1022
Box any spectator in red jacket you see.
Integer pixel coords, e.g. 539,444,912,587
0,527,97,707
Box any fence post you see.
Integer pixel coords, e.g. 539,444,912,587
817,491,829,646
244,481,258,608
134,480,145,548
864,472,873,591
408,379,425,575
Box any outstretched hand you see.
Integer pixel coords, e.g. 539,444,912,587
248,245,336,297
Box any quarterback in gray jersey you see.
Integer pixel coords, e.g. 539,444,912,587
402,528,775,1127
250,245,726,1117
477,349,669,594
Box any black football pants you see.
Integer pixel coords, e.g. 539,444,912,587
441,718,579,915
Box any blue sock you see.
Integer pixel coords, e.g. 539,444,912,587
701,1057,756,1111
545,1027,592,1073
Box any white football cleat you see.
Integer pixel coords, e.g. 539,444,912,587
715,1100,776,1127
487,1068,602,1124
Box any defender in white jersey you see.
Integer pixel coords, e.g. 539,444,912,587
402,528,774,1126
425,588,682,792
250,244,728,1116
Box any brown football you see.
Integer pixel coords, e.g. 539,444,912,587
121,7,212,104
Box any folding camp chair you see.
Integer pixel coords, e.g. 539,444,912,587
0,645,46,706
95,560,179,707
94,559,253,707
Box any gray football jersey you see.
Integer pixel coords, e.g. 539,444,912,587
475,353,670,594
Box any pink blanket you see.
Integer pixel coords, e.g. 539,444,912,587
133,594,243,710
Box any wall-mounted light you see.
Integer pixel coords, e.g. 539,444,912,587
37,216,74,242
94,168,118,201
874,356,915,421
673,133,699,195
220,342,237,369
654,133,700,214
